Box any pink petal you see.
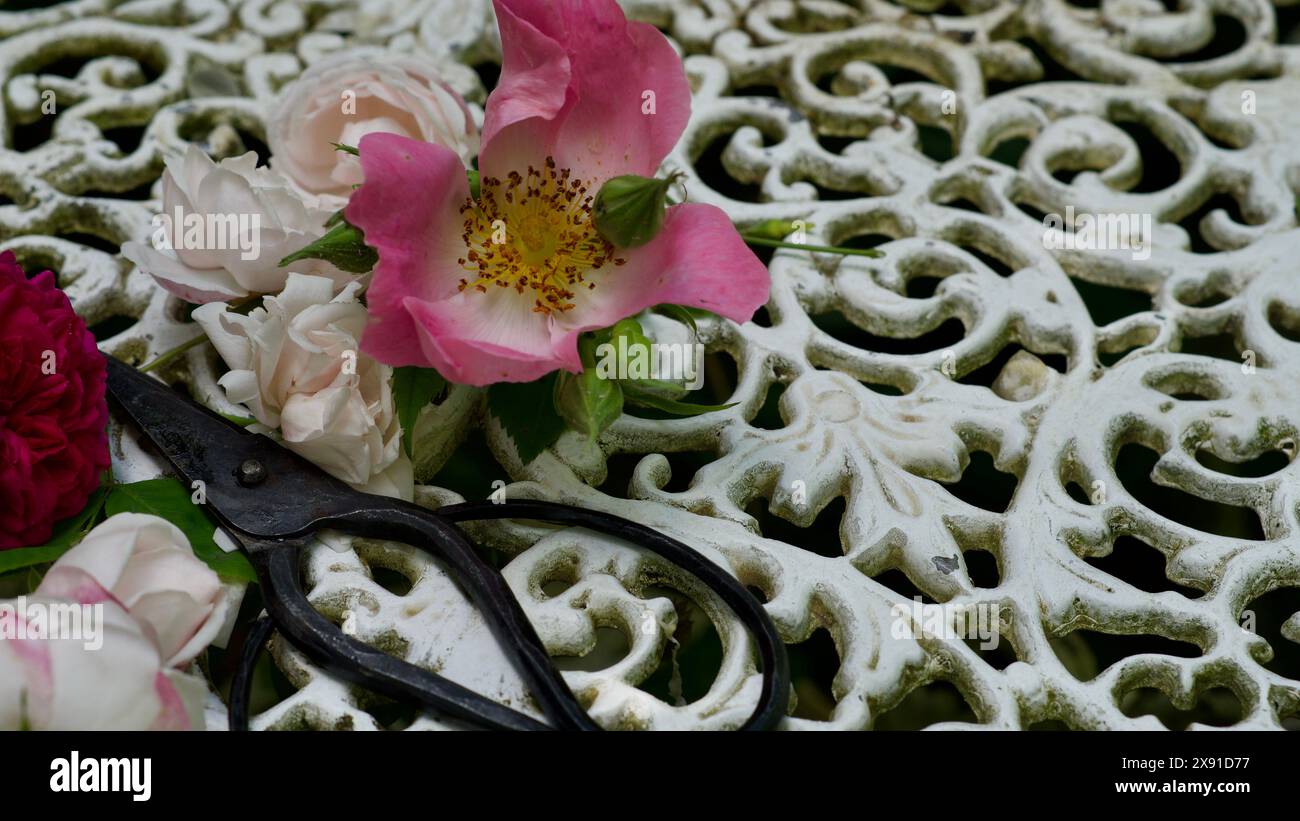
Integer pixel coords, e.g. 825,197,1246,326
120,241,248,304
403,290,582,385
555,203,770,334
478,0,571,164
480,0,691,186
348,133,471,368
36,566,123,608
149,671,191,731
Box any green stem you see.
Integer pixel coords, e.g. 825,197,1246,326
136,294,260,373
741,235,884,258
137,334,208,373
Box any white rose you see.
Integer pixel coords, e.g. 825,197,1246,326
268,50,479,203
0,595,207,730
121,145,351,304
193,273,413,499
38,512,230,667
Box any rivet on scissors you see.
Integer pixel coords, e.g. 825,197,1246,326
237,459,267,487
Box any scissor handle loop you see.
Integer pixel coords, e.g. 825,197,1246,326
230,501,789,731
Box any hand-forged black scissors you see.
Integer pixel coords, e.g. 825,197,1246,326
104,356,789,731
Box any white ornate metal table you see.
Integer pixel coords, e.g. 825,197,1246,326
3,0,1300,730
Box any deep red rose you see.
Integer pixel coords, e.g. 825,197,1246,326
0,250,109,548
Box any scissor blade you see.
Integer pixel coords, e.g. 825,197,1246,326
105,354,361,539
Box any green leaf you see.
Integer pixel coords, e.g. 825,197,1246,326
219,411,257,427
601,318,689,399
392,367,447,459
105,479,257,583
467,169,480,200
555,362,623,441
333,142,360,156
488,373,568,464
622,382,737,416
324,208,346,229
279,220,378,274
0,488,109,576
654,304,699,341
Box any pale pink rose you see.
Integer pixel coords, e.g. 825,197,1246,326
193,274,413,500
121,145,349,304
38,513,228,667
0,593,206,731
268,51,479,204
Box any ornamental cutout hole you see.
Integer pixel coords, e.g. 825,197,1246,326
1084,535,1203,598
1065,480,1092,505
873,680,979,729
355,544,417,598
837,231,892,253
361,699,419,731
1119,686,1243,730
817,134,862,156
12,115,55,153
659,450,718,493
99,123,147,156
787,627,840,721
1176,328,1246,364
1144,369,1225,401
962,548,1001,589
58,230,120,256
966,633,1020,671
955,241,1019,277
1069,276,1152,327
1099,329,1160,367
859,377,907,396
905,275,941,299
634,586,723,706
1266,301,1300,343
597,452,641,499
693,133,763,203
988,136,1029,169
745,495,847,559
750,380,788,430
1175,279,1235,308
1239,586,1300,680
811,311,966,355
934,196,986,215
1111,120,1181,193
78,177,157,201
87,313,138,342
1163,15,1248,64
872,568,937,605
731,84,782,100
1049,630,1201,682
917,125,954,163
552,626,630,674
937,450,1019,513
1115,442,1265,539
1175,192,1261,254
1194,447,1289,479
956,342,1068,388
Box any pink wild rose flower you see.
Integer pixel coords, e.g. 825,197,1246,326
347,0,770,385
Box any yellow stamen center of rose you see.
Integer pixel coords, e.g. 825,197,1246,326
456,156,625,314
